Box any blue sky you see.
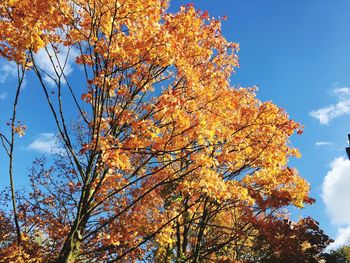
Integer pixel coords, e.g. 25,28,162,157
1,0,350,250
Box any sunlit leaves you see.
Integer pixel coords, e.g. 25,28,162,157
0,0,327,262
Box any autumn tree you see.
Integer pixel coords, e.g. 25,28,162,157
0,0,331,262
322,245,350,263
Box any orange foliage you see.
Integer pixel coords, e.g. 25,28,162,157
0,0,330,262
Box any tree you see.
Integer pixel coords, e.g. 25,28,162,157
249,216,331,263
0,0,331,262
322,245,350,263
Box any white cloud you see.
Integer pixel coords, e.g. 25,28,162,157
322,157,350,225
334,87,350,98
322,157,350,250
0,59,27,89
310,87,350,125
28,133,64,155
327,226,350,251
315,141,333,147
0,91,7,100
0,60,17,84
34,45,78,86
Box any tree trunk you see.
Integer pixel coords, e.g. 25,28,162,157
57,227,83,263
